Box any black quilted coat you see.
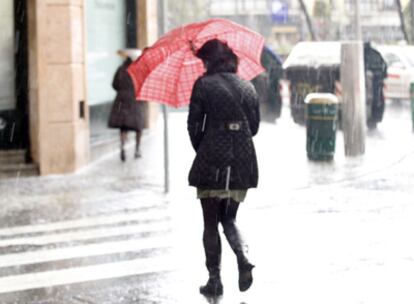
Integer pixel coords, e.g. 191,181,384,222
187,72,260,190
108,58,145,131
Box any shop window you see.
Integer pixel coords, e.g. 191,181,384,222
86,0,126,106
0,0,15,112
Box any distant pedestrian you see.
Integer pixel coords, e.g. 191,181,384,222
187,39,260,297
108,49,146,161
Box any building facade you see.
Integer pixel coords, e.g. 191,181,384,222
208,0,305,56
340,0,409,42
208,0,410,55
0,0,159,175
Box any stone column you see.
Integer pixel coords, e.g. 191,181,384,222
137,0,159,47
28,0,89,175
136,0,159,128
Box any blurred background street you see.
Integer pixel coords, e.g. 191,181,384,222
1,102,413,303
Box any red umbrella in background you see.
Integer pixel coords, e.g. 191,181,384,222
127,18,265,107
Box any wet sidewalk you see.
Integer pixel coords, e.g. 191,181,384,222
1,103,414,303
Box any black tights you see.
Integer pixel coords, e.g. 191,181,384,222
200,198,248,273
120,130,142,151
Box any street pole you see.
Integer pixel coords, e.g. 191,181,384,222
340,0,366,157
162,0,170,193
162,105,169,193
341,42,366,156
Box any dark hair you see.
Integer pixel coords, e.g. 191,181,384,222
196,39,238,75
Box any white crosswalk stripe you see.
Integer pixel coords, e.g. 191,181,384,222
0,205,176,294
0,256,178,294
0,219,170,246
0,237,175,268
0,203,165,237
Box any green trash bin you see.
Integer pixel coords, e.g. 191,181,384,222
411,83,414,132
305,93,339,161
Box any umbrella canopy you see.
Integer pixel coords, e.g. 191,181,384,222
127,18,265,107
262,45,283,69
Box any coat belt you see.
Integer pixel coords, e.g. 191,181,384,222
211,121,243,131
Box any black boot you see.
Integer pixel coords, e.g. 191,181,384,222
200,268,223,297
120,149,126,162
221,200,255,292
200,198,223,296
238,261,255,292
121,149,126,162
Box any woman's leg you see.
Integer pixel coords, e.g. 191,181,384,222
219,198,254,292
134,130,142,158
219,199,244,263
200,198,223,296
120,130,128,161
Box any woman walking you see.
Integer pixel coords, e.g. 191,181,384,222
108,49,145,161
187,39,260,297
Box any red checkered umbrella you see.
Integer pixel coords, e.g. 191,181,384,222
127,18,265,108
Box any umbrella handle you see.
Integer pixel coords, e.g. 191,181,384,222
189,40,197,54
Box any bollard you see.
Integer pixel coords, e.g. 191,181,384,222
305,93,339,161
411,83,414,132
